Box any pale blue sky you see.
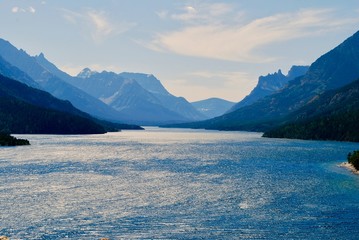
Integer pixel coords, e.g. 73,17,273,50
1,0,359,101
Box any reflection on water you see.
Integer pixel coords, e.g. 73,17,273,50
1,127,359,239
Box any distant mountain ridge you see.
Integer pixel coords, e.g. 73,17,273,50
35,52,205,125
0,52,142,132
0,73,106,134
74,70,188,125
191,98,235,118
0,39,125,122
228,66,309,112
163,30,359,133
118,72,206,121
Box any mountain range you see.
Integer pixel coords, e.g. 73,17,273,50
0,73,106,134
0,39,209,125
228,66,309,112
34,51,206,125
2,29,359,141
163,30,359,142
191,98,235,118
0,66,142,134
72,70,205,124
0,39,128,123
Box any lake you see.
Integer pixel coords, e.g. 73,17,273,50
1,127,359,239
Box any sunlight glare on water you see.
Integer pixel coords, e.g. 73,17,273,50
1,127,359,239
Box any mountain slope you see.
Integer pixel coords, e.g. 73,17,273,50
35,49,205,124
0,55,39,89
164,30,359,131
191,98,235,118
119,72,206,121
228,66,309,112
0,39,125,122
0,57,142,131
0,73,86,117
0,96,106,134
263,79,359,142
0,74,106,134
73,70,189,125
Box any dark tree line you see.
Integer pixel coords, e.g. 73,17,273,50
348,151,359,170
0,133,29,146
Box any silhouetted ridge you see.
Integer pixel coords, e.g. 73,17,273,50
228,65,309,113
163,30,359,133
0,74,106,134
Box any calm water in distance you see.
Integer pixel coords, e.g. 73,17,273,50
1,127,359,239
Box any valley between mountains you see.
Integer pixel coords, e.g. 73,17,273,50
1,30,359,142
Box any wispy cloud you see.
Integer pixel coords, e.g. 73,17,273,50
87,11,115,42
12,7,21,13
171,6,198,22
156,10,168,20
62,8,136,43
149,7,358,62
169,3,234,24
12,6,36,14
29,6,36,13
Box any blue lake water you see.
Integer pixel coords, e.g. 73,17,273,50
1,127,359,239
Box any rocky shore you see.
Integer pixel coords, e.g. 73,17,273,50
339,162,359,175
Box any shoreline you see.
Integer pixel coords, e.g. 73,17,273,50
339,162,359,175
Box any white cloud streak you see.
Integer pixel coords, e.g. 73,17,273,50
149,7,358,63
29,6,36,13
11,7,20,13
87,11,115,42
170,3,233,24
12,6,36,14
62,9,136,43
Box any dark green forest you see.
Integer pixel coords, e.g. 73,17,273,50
263,79,359,142
263,110,359,142
0,96,107,134
347,150,359,170
0,133,30,146
0,74,143,134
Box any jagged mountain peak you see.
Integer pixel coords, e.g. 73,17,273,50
287,65,310,80
258,69,286,90
119,72,170,96
170,30,359,132
36,52,46,59
191,98,235,119
228,65,309,113
264,69,283,77
77,68,97,78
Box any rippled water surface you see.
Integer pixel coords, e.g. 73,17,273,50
1,128,359,239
